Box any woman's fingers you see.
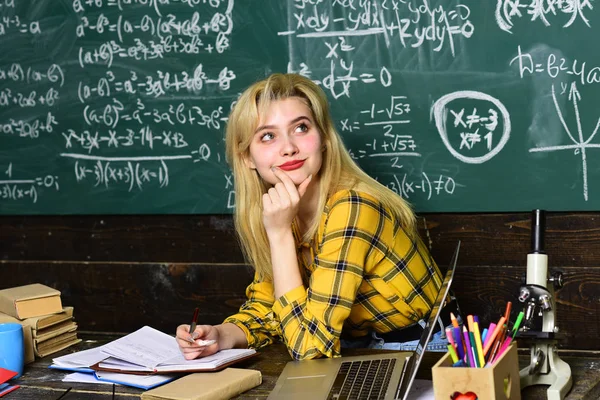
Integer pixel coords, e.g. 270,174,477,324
297,174,312,197
271,167,300,202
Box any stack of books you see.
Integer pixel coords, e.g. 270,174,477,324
0,284,81,360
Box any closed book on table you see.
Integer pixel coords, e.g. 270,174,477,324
0,312,34,364
34,320,77,342
0,284,62,319
35,331,82,358
22,306,74,331
140,368,262,400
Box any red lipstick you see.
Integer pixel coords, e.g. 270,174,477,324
278,160,305,171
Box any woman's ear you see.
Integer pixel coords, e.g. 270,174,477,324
243,153,256,169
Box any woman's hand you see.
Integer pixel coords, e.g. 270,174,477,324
175,324,220,360
262,167,312,235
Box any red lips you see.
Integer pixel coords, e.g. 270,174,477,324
278,160,305,171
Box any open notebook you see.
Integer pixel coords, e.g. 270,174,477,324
268,241,460,400
51,326,256,375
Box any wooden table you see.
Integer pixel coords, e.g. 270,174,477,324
7,335,600,399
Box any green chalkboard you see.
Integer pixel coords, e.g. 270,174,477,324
1,1,600,214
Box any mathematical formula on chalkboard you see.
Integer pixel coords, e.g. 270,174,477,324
1,1,598,214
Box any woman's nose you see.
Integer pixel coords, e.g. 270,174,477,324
280,136,298,156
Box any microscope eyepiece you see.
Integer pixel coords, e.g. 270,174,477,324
531,209,546,254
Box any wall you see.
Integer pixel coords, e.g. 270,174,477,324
1,212,598,350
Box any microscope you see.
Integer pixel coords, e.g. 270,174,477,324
517,210,572,400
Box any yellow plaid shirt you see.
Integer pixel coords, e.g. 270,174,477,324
224,190,443,360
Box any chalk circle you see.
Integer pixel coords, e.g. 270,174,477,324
432,91,511,164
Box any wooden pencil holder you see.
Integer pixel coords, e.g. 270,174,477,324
431,342,521,400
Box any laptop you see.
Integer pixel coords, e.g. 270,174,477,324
268,241,460,400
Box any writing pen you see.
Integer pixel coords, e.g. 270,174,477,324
188,307,199,343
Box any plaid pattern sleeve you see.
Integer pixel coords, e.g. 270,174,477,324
222,273,281,350
272,190,443,360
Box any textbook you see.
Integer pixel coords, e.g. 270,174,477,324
140,368,262,400
52,326,257,375
33,319,77,342
0,284,62,319
35,331,82,358
22,306,74,331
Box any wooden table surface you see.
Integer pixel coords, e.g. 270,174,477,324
6,335,600,399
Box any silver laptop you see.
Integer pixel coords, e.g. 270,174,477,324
268,241,460,400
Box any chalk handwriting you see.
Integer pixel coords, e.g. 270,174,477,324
496,0,593,33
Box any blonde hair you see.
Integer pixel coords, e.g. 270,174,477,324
225,73,416,281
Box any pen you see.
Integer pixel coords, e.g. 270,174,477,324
188,307,199,343
511,311,524,337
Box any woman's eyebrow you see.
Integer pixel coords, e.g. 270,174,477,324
254,115,311,134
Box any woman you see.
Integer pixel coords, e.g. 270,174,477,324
176,73,446,361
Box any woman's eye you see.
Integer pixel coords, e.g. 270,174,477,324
260,132,275,142
296,123,308,133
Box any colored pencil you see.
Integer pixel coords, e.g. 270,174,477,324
463,326,475,368
473,321,485,367
483,316,506,356
452,326,465,360
450,312,460,328
482,323,496,349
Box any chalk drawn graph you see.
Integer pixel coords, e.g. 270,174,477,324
529,82,600,201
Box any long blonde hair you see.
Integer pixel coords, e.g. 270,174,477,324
225,73,416,281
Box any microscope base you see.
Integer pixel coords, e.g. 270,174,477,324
520,341,572,400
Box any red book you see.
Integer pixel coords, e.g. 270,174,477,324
0,368,20,398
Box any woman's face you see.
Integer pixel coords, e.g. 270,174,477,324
246,97,323,187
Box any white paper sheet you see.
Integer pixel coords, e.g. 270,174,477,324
62,372,115,385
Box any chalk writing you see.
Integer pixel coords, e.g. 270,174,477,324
1,1,599,213
496,0,593,33
1,164,59,203
511,45,600,87
432,91,511,165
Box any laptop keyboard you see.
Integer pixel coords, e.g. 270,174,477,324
327,358,396,400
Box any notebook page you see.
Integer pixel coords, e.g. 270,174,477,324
100,326,181,369
52,346,109,368
156,349,256,371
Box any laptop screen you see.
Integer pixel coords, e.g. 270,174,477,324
397,241,460,400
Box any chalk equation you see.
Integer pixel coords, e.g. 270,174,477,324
1,0,599,212
495,0,593,33
432,91,511,165
1,164,59,203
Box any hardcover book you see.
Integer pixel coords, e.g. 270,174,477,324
0,284,62,320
